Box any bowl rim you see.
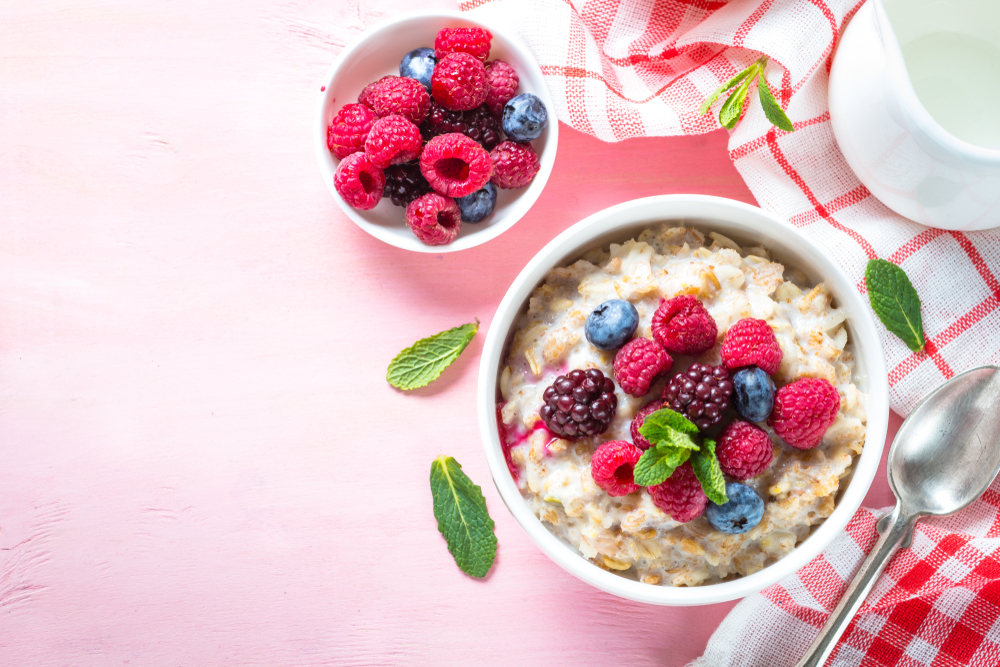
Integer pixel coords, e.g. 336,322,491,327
313,9,559,254
477,194,890,605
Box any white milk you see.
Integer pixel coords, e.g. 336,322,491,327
886,0,1000,150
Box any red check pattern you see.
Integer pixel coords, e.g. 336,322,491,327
462,0,1000,417
460,1,1000,664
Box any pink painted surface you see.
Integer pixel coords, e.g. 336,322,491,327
0,1,900,664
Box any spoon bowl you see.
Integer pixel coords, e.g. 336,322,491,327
796,366,1000,667
890,366,1000,517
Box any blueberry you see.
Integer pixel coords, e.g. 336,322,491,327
706,482,764,534
399,47,436,92
502,93,548,142
455,182,498,223
585,300,638,350
732,366,775,422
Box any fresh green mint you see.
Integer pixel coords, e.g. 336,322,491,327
700,56,794,132
430,456,497,578
632,408,727,504
865,259,925,353
691,439,728,505
386,321,479,390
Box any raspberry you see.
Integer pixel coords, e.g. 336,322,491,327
432,52,489,111
327,103,377,160
661,363,732,431
364,115,422,168
647,463,707,523
358,75,396,109
590,440,643,497
405,193,461,246
651,295,718,355
769,378,841,449
630,400,665,450
434,27,492,61
368,76,430,125
422,103,503,150
490,140,540,189
419,133,492,198
540,369,618,439
383,162,431,207
484,60,519,117
721,318,783,375
333,152,384,210
614,338,673,397
717,420,773,480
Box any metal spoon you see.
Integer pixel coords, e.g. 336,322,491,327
794,366,1000,667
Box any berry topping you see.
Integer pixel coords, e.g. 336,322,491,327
333,152,385,210
769,378,840,449
327,103,377,160
590,440,643,497
404,193,461,246
630,400,665,450
455,182,497,223
717,420,773,480
422,103,503,150
431,52,489,111
651,295,718,355
419,133,493,198
502,93,549,142
732,366,776,422
364,115,423,168
434,27,492,61
721,318,783,375
490,140,540,189
368,76,431,125
540,369,618,439
647,462,707,523
382,162,432,208
584,299,639,350
358,75,396,109
614,338,673,397
705,482,764,534
661,363,732,431
399,47,436,92
484,60,519,117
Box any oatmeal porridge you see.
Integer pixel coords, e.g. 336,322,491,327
497,225,868,587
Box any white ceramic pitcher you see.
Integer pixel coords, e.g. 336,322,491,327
829,0,1000,231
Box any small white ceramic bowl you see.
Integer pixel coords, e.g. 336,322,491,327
478,195,890,605
314,10,559,253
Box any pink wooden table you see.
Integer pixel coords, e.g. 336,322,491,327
0,1,901,664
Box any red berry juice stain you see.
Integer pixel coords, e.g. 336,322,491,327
497,403,559,482
320,86,326,92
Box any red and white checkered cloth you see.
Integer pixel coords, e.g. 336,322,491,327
460,0,1000,664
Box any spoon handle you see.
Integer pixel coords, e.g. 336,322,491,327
792,505,917,667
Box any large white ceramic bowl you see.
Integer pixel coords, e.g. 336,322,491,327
314,10,559,253
478,195,889,605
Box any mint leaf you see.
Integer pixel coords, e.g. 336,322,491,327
865,259,925,352
699,67,753,115
387,321,479,390
430,456,497,578
638,407,700,444
719,76,752,129
691,439,728,505
634,446,691,487
757,73,794,132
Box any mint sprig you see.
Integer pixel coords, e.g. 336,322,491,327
634,408,728,504
865,259,925,352
700,57,794,132
387,321,479,390
430,456,497,578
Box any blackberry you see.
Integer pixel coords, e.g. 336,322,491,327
382,162,431,207
421,102,503,150
661,363,732,431
540,369,617,439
